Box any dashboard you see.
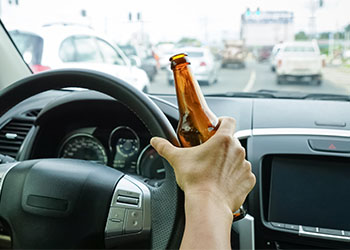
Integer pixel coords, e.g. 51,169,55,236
19,91,169,187
1,89,350,249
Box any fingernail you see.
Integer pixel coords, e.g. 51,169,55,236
150,137,158,145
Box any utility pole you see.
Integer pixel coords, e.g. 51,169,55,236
308,0,317,39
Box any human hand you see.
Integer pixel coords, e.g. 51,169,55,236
150,117,256,214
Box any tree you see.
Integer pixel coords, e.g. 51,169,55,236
345,24,350,33
319,32,330,40
295,31,308,41
334,32,345,40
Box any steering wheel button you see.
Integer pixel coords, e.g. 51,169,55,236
105,220,124,236
125,209,143,233
110,218,122,223
109,207,126,220
117,195,139,205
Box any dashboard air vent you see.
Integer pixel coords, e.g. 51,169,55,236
0,119,34,158
24,109,41,118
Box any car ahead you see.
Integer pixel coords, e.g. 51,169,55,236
118,44,158,82
270,43,283,71
275,41,324,85
10,24,150,92
167,47,219,85
155,43,175,70
257,46,272,63
221,40,246,68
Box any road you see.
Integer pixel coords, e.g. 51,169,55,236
148,60,350,96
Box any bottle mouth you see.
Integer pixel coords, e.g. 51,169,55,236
169,53,188,62
169,53,190,70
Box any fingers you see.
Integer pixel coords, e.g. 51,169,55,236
150,137,178,162
216,117,236,137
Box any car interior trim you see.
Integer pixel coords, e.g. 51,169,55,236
234,129,253,140
235,128,350,139
253,128,350,137
232,214,255,250
299,226,350,242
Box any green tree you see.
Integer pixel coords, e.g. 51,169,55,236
334,32,345,39
345,24,350,33
319,32,330,40
295,31,308,41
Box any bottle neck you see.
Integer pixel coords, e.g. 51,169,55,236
172,63,217,128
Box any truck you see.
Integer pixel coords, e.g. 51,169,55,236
221,40,246,68
275,41,324,85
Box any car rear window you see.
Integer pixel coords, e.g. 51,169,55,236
187,51,204,57
74,36,103,63
284,46,315,52
9,31,43,65
59,37,76,62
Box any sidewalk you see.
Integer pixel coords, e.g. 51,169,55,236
323,66,350,93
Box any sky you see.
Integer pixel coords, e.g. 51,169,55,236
1,0,350,44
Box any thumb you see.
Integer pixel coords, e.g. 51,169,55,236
150,137,178,162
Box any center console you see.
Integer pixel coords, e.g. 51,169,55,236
266,155,350,241
245,129,350,249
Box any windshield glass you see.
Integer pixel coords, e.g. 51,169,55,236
1,0,350,96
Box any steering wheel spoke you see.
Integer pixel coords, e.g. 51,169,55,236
0,162,19,197
105,175,151,248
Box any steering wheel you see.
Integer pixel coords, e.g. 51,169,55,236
0,69,184,249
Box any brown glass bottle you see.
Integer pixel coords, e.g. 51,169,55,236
170,53,218,147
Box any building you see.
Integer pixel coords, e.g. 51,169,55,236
241,10,294,47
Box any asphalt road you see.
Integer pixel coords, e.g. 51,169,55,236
148,60,349,96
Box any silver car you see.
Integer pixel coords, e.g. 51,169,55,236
167,47,219,85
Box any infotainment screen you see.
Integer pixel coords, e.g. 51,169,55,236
268,155,350,231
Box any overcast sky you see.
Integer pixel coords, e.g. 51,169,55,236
2,0,350,43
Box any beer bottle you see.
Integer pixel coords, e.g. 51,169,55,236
170,53,246,222
169,53,218,147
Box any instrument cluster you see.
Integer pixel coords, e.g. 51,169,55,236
58,126,165,182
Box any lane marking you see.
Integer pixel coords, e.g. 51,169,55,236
243,70,256,92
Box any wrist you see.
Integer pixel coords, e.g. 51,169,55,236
184,191,233,222
181,191,233,250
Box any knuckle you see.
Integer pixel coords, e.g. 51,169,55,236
235,146,246,158
245,160,252,172
217,134,233,145
225,116,236,125
249,173,256,187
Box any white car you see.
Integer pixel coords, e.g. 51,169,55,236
167,47,219,85
275,41,324,85
10,24,150,92
156,43,175,69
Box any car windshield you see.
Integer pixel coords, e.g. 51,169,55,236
1,0,350,96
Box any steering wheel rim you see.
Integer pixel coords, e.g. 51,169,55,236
0,69,183,249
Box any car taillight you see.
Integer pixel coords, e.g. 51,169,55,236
31,64,51,73
200,61,207,67
278,59,282,68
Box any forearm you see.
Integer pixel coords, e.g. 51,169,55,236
180,192,234,250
